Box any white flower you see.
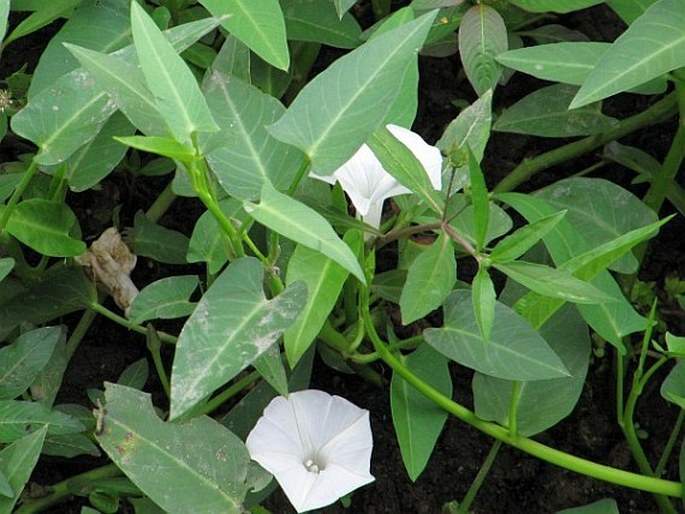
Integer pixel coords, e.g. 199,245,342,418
310,124,442,229
245,389,374,513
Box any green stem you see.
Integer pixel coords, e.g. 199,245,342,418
364,314,682,498
656,409,685,477
508,381,520,437
186,370,260,418
144,181,177,224
15,464,122,514
287,158,311,196
65,308,98,358
146,325,171,399
457,440,502,514
88,303,177,344
494,92,678,193
0,159,38,234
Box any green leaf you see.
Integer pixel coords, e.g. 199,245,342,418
0,258,13,284
490,210,567,263
0,470,10,498
0,266,96,341
400,232,456,325
115,136,195,161
268,11,436,175
497,42,607,86
494,261,614,304
186,200,243,273
284,239,354,367
131,2,218,144
458,5,507,96
0,327,62,401
200,0,289,70
535,177,658,274
391,345,451,481
63,112,135,192
606,0,657,24
334,0,357,18
251,345,288,397
3,199,85,257
118,358,149,391
371,269,406,304
494,84,618,137
571,0,685,108
367,125,444,215
129,276,199,325
97,383,250,513
28,0,131,97
4,0,81,46
170,257,307,420
661,359,685,409
0,401,83,443
424,290,568,380
447,196,512,247
282,0,361,49
556,498,620,514
64,44,167,137
472,267,496,341
0,426,47,514
203,72,304,201
508,0,604,13
474,304,590,437
436,90,492,195
245,183,365,283
127,211,189,265
0,0,9,44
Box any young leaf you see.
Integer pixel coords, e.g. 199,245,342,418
131,1,218,144
367,125,444,216
169,257,307,420
203,72,305,201
490,210,567,263
571,0,685,108
400,232,456,325
284,239,355,367
245,183,365,283
199,0,289,71
3,0,81,46
96,383,250,513
467,147,489,250
391,345,451,481
0,327,61,401
494,84,618,137
495,261,614,304
187,200,244,274
0,426,47,514
117,358,149,391
458,4,507,96
127,211,190,265
436,90,492,195
268,11,436,175
472,266,496,342
115,136,195,161
128,275,199,325
2,199,85,257
424,290,569,381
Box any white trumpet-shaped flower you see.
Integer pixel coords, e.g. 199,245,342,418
310,124,442,229
245,389,374,513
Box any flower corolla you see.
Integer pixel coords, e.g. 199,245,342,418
245,389,374,513
310,124,442,229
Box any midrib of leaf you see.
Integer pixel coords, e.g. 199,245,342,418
0,344,42,388
234,0,285,68
102,417,241,510
439,326,566,374
307,22,424,158
39,93,111,155
134,21,196,136
288,258,336,342
398,379,417,467
213,78,269,181
10,211,73,240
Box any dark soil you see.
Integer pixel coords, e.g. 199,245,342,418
6,2,685,513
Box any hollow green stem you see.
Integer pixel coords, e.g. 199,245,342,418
0,159,38,234
457,440,502,514
144,181,177,224
15,463,122,514
364,313,682,498
494,92,678,193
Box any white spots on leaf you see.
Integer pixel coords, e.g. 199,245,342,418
534,63,544,71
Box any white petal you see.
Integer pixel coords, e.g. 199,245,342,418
386,124,443,190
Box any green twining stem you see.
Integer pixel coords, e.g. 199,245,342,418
0,159,38,233
364,311,683,498
494,92,678,193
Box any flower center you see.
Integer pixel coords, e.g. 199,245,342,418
304,457,325,474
